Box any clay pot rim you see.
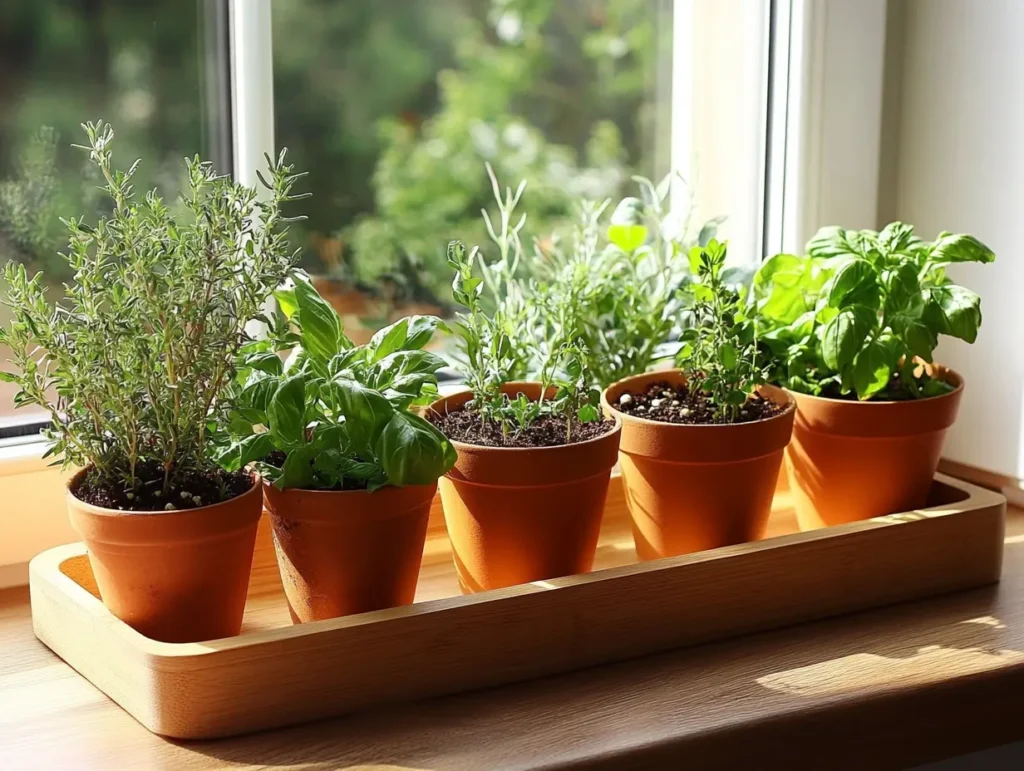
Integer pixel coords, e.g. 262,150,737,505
780,367,964,407
429,381,623,453
66,466,261,518
260,478,438,496
602,370,796,431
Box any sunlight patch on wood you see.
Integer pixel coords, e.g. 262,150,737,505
756,645,1024,697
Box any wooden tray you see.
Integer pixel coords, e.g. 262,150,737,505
29,473,1005,739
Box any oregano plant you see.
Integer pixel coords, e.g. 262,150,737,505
754,222,995,400
0,122,305,505
676,239,766,421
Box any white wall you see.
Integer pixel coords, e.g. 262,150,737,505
881,0,1024,477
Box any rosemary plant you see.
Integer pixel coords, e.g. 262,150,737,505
0,122,306,503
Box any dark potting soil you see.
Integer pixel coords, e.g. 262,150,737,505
72,462,253,512
818,372,955,402
613,381,786,425
431,408,617,448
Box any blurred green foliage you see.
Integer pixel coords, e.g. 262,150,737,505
0,1,208,282
1,0,668,308
274,0,670,307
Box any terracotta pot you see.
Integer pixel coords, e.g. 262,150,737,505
262,481,435,622
785,369,964,530
67,469,262,643
602,370,796,559
428,383,621,593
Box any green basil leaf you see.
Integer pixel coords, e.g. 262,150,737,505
376,411,456,486
877,222,917,253
328,348,366,378
577,404,600,423
883,263,922,318
243,351,283,377
852,340,894,400
216,432,275,472
931,234,996,265
821,305,876,371
267,374,306,448
904,319,939,362
826,259,881,310
807,226,855,260
368,318,409,362
330,378,394,447
930,284,982,343
276,446,316,490
274,287,299,319
295,279,349,361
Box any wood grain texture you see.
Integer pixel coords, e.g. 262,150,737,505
25,474,1005,743
3,488,1024,768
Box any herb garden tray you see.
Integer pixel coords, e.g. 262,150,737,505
29,472,1005,739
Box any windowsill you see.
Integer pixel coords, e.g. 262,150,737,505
4,502,1024,767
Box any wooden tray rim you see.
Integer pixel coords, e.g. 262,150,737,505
29,472,1004,661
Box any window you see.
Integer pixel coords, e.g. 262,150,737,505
0,0,230,429
269,0,771,338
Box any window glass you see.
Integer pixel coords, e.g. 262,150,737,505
272,0,678,341
0,1,226,423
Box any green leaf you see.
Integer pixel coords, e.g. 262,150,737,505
244,351,283,377
877,222,917,253
697,216,727,247
607,224,647,252
931,234,995,265
295,279,348,361
0,371,17,383
807,226,855,259
368,316,442,363
276,446,316,490
904,319,938,362
883,263,922,318
216,433,275,472
851,340,894,400
826,259,880,310
274,288,299,319
577,404,600,422
267,374,306,448
330,378,394,447
821,305,876,371
753,253,826,324
930,285,982,343
376,411,456,486
718,343,738,370
368,318,408,361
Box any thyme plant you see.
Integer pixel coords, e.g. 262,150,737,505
676,240,766,422
0,122,306,501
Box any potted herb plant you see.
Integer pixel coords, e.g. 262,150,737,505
218,279,455,622
754,223,995,529
0,123,304,642
603,240,796,558
425,170,620,592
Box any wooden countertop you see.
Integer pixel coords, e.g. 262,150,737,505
4,506,1024,770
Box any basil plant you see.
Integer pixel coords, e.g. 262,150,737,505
753,222,995,400
217,279,456,490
